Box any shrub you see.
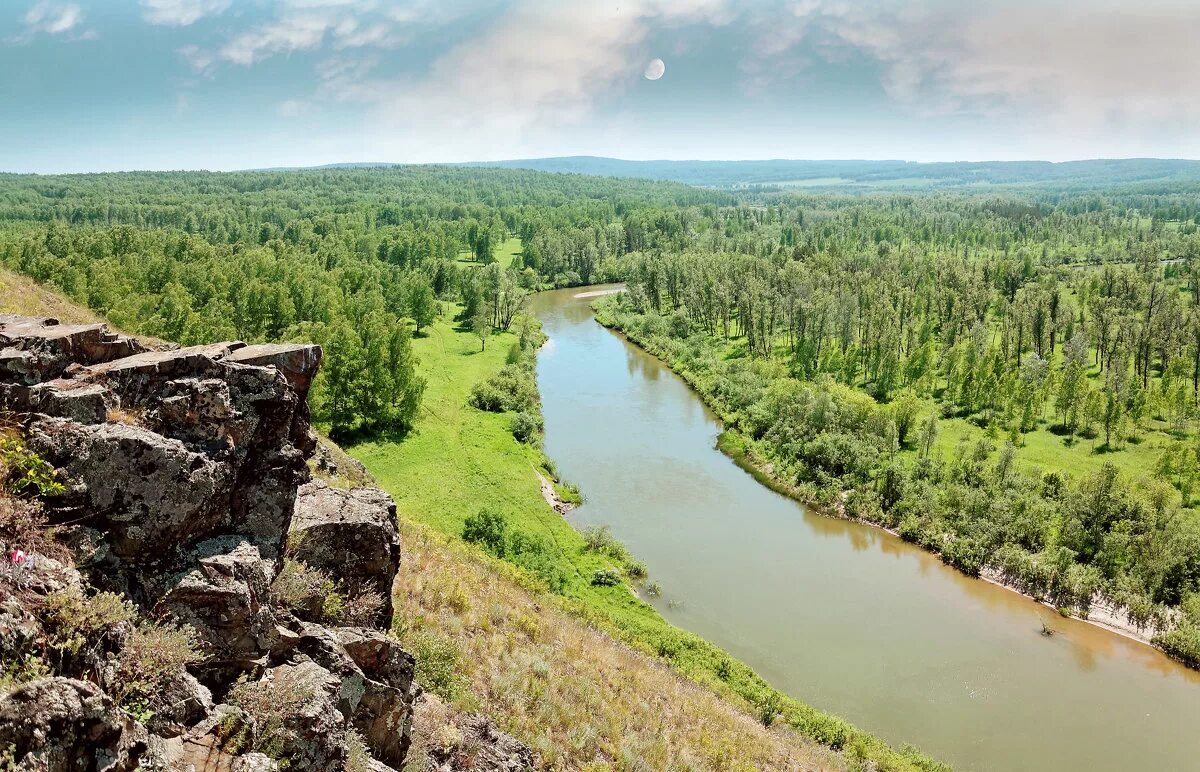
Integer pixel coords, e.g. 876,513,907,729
591,568,621,587
511,411,542,444
462,509,509,557
271,558,383,626
0,436,64,497
403,629,466,700
338,589,385,627
467,364,538,413
1155,621,1200,667
271,558,337,619
228,668,319,761
345,729,372,772
0,494,68,563
43,586,136,655
112,622,203,716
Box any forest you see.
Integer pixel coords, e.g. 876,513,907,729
5,165,1200,669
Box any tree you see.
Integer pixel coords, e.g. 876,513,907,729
404,273,438,335
471,308,490,351
320,322,366,435
1055,332,1089,441
890,390,922,448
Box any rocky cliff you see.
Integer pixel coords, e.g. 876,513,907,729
0,314,530,771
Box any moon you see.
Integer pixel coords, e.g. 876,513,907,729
643,58,665,80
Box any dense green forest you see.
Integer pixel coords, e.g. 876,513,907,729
0,167,727,437
6,165,1200,669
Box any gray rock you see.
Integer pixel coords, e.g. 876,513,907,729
26,418,231,563
154,538,280,678
283,623,415,768
291,482,400,627
0,677,151,771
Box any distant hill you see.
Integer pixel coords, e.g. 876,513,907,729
462,156,1200,190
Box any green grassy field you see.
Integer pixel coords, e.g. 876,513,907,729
454,235,523,269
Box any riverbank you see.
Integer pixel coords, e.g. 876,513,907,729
348,308,945,771
719,426,1164,648
595,298,1179,662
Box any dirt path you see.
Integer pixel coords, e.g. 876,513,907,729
533,467,576,515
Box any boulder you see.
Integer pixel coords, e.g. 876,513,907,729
26,418,231,565
0,677,150,771
146,671,214,739
284,623,415,768
291,482,400,627
153,538,279,678
240,661,347,772
0,314,144,384
226,344,323,399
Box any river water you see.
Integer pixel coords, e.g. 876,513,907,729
530,285,1200,771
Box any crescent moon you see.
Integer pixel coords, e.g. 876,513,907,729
644,58,665,80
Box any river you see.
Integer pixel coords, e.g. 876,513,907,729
530,285,1200,771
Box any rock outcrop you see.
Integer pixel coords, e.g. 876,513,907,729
0,314,420,771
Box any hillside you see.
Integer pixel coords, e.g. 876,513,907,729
0,266,107,323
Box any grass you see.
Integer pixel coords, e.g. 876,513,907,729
454,235,524,269
395,518,850,771
347,311,944,771
0,266,106,323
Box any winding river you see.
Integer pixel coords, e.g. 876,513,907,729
530,285,1200,772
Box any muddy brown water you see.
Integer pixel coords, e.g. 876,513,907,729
531,285,1200,771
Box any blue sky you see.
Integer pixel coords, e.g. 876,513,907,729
2,0,1198,172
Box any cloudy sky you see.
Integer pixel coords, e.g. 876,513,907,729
2,0,1199,172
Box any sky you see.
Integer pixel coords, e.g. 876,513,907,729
2,0,1199,173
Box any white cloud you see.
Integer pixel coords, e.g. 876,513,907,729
277,98,311,118
22,1,83,35
141,0,231,26
755,0,1200,137
342,0,730,159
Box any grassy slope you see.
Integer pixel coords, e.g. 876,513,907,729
347,311,942,771
0,266,107,323
395,515,847,770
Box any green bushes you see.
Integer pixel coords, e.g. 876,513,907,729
462,509,567,591
590,568,622,587
510,411,542,444
467,362,538,412
401,629,467,700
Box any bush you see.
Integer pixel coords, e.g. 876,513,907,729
463,509,567,591
467,364,538,413
0,436,65,497
43,586,136,655
462,509,510,557
591,568,622,587
112,622,203,717
511,411,542,444
403,629,466,700
1155,621,1200,667
270,558,382,626
228,667,320,761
